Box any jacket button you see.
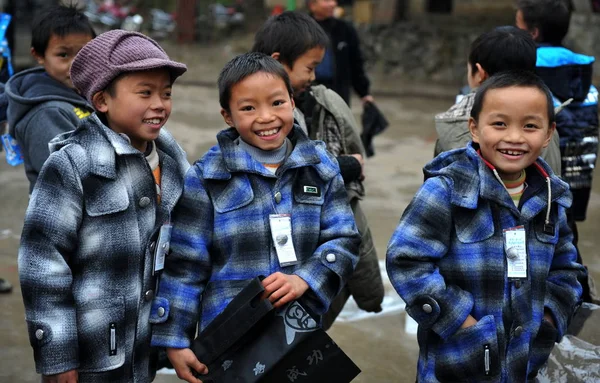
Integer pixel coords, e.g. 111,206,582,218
35,329,44,340
514,326,523,337
149,241,156,252
157,307,166,317
139,196,151,208
326,253,336,263
422,304,433,314
274,192,282,204
144,290,154,301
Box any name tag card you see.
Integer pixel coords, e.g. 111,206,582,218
503,226,527,279
269,214,298,267
153,223,172,274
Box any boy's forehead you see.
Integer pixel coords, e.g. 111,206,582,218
112,68,173,87
481,86,550,118
232,72,287,95
48,32,94,45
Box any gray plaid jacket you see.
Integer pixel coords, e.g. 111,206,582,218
18,114,189,382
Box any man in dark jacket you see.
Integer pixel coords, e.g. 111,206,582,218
308,0,373,106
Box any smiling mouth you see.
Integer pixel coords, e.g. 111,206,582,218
256,127,281,137
143,118,162,125
498,149,528,156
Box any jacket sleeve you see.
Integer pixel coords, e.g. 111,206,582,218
347,23,370,98
18,151,83,374
294,171,360,315
386,177,474,340
544,204,585,339
22,107,79,177
151,165,214,349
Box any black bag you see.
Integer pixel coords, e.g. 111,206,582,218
361,101,389,158
192,277,361,383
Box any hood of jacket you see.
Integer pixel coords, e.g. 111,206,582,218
199,125,340,182
424,143,571,219
6,67,91,136
536,46,595,102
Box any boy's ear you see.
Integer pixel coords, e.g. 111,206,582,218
271,52,281,63
543,122,556,148
468,117,480,143
92,91,109,113
30,47,44,65
475,63,489,86
221,108,234,127
290,96,295,109
530,27,540,42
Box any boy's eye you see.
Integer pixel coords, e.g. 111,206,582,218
164,91,172,98
138,90,151,96
240,105,254,111
525,123,539,129
57,52,68,58
492,121,506,127
273,100,286,106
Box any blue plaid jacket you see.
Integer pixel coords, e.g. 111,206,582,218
18,115,189,382
386,144,584,382
151,127,360,348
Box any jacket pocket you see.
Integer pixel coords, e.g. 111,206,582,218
527,320,558,379
83,177,130,217
212,175,254,214
76,297,126,372
454,204,495,244
434,314,500,382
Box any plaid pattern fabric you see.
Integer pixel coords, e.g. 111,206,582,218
151,126,360,349
18,114,189,381
386,144,585,382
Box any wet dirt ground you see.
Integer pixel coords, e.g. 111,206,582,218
0,53,598,382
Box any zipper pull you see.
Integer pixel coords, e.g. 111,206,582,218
110,323,117,356
484,344,490,376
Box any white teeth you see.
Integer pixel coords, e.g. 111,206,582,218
257,128,279,137
500,149,524,156
144,118,161,125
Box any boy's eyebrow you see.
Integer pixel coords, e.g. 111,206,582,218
134,81,172,88
236,89,287,105
488,112,544,120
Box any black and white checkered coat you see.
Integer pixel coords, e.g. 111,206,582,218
18,114,189,382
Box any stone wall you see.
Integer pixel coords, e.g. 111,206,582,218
358,10,600,87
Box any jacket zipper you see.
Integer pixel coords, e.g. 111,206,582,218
484,344,490,376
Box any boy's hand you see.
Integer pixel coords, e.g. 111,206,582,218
42,370,78,383
543,309,556,328
349,154,365,180
361,95,375,105
460,315,478,329
166,348,208,383
261,272,309,308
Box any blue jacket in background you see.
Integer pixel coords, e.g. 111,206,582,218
386,144,585,382
151,126,360,349
536,46,598,221
6,67,93,192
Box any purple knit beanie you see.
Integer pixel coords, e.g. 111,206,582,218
71,29,187,104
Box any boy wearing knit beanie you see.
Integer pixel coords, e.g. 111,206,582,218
18,30,189,383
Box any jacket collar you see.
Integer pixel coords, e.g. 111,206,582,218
202,125,336,181
428,144,571,220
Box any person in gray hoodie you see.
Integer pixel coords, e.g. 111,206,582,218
6,4,94,192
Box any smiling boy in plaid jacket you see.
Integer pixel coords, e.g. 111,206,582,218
387,71,585,382
150,53,360,381
18,31,189,382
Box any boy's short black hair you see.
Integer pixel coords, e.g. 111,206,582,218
471,70,555,125
31,4,96,56
218,52,293,111
468,26,536,77
516,0,572,45
252,11,329,68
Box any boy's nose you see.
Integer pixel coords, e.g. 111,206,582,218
505,126,525,142
256,108,276,123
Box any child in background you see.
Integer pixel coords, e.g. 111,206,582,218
151,52,359,382
252,11,383,330
387,71,585,382
434,25,561,176
18,30,189,382
516,0,598,302
6,4,95,192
